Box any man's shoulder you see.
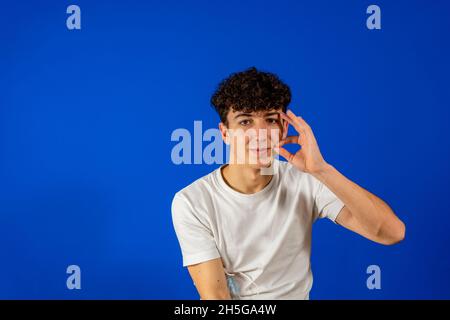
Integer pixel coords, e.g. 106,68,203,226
276,159,320,190
172,160,320,203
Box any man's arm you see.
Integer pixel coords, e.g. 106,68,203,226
187,258,231,300
275,109,406,245
314,164,405,245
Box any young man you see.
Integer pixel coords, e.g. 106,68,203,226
171,67,405,300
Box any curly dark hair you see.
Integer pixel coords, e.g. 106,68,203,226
210,67,291,126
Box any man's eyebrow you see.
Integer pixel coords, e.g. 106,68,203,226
264,112,280,117
233,113,253,119
233,111,281,119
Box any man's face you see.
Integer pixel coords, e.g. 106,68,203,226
219,108,288,168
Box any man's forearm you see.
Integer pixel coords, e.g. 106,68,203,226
312,163,405,241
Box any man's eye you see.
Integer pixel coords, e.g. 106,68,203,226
267,118,279,124
239,120,251,126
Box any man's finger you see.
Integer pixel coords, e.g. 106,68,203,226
296,115,312,132
279,112,307,134
286,109,305,126
286,110,310,131
286,109,299,118
276,135,300,147
280,111,301,127
273,146,295,162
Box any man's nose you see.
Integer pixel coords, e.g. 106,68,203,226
254,118,270,130
247,121,269,146
249,120,280,147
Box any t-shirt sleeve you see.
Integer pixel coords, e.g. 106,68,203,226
171,194,221,267
313,179,345,224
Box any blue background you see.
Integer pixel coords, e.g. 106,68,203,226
1,0,449,299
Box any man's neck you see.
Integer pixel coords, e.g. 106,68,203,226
221,163,273,194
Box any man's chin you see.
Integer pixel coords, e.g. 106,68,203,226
247,157,273,168
230,151,274,168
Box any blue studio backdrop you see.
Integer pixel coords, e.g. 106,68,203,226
1,0,449,299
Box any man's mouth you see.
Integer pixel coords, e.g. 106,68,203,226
249,147,272,152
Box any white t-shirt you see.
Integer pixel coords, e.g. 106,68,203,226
171,158,345,300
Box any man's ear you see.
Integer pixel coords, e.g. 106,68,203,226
219,122,230,145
